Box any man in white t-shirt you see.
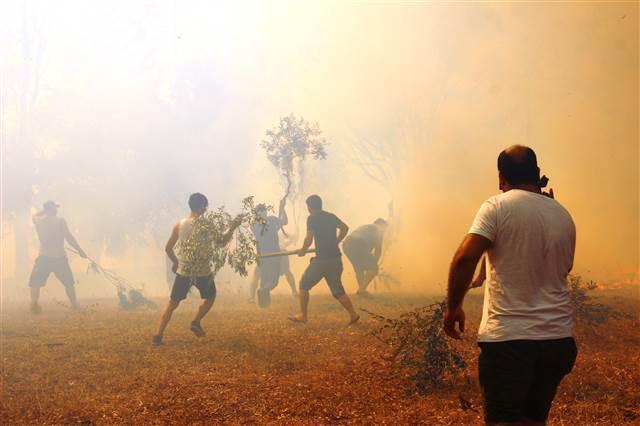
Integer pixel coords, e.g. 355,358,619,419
444,145,577,425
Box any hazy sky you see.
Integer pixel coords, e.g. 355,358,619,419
1,1,638,297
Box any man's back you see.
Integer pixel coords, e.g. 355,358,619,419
470,189,576,342
347,224,383,250
35,216,66,258
307,210,341,258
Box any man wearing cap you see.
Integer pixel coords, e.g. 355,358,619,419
342,218,388,297
29,201,87,313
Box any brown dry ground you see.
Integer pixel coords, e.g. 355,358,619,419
1,286,639,425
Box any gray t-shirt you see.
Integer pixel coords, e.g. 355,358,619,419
469,189,576,342
307,211,342,258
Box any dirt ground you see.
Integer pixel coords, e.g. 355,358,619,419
1,287,639,425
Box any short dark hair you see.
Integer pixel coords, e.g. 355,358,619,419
497,145,539,185
306,194,322,210
188,193,208,211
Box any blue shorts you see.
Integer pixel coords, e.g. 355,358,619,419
170,274,216,302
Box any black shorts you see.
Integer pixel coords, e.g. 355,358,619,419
478,337,577,423
343,239,378,274
299,257,346,298
170,274,216,302
29,256,75,288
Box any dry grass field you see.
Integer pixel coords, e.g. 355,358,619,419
1,286,638,425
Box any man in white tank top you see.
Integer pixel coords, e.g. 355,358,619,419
152,193,242,346
445,146,577,425
28,200,87,314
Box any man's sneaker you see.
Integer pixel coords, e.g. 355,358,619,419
30,304,42,315
152,335,163,346
190,321,205,337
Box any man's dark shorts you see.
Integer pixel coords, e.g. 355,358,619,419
299,257,346,298
343,239,378,274
170,274,216,302
478,337,577,423
29,256,75,288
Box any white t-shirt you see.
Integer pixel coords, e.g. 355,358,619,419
469,189,576,342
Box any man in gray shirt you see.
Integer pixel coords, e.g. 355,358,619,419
288,195,359,325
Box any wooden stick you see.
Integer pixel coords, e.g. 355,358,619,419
259,248,315,258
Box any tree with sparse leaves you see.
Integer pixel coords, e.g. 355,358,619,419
261,114,327,202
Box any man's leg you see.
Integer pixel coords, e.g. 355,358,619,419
28,257,48,313
284,270,298,296
154,275,189,344
289,260,322,323
64,285,78,308
359,255,379,293
190,298,214,337
336,293,359,324
479,341,536,425
354,267,367,292
54,258,78,308
156,299,180,338
327,259,359,324
191,275,217,336
296,289,310,322
360,270,379,292
30,287,42,314
248,266,259,302
523,338,577,425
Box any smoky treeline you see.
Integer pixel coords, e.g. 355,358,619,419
1,1,638,300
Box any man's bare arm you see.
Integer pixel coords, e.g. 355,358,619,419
336,218,349,245
218,215,243,246
447,234,491,312
444,234,491,339
165,222,180,272
298,229,314,256
63,220,87,258
470,255,487,288
278,198,288,227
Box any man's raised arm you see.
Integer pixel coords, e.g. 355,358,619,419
278,198,288,227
